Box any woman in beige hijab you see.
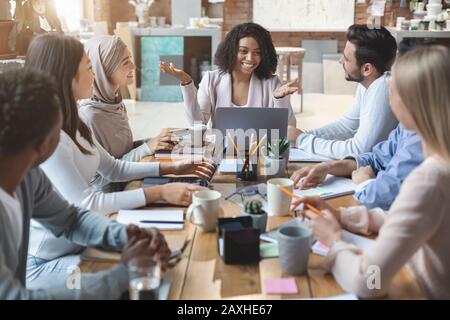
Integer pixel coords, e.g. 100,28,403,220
79,35,175,162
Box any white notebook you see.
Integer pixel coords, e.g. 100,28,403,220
294,175,356,200
218,158,244,173
117,210,184,230
289,148,333,163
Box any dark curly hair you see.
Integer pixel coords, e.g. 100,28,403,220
214,22,277,79
25,34,94,155
0,68,61,156
346,24,397,74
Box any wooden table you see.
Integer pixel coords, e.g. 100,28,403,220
80,159,424,300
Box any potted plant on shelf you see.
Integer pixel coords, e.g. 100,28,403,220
263,137,290,177
240,199,268,233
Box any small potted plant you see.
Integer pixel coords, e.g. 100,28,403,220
240,199,267,233
264,137,290,177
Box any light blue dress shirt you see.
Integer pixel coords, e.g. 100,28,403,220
352,124,424,210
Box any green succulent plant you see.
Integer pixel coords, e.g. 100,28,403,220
267,137,290,158
244,199,264,214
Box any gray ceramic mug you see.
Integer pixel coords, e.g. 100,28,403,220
240,210,268,233
277,225,312,275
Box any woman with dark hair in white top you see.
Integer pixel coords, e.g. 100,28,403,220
25,33,212,288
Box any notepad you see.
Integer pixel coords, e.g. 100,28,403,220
294,175,356,200
264,278,299,295
218,158,244,173
260,242,279,259
312,230,375,257
289,148,333,163
117,210,184,230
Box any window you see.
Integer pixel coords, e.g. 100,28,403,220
10,0,84,32
54,0,83,31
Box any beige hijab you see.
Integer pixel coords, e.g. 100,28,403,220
79,35,134,159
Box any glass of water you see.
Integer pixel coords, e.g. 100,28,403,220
127,257,161,300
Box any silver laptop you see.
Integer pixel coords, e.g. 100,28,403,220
214,107,289,150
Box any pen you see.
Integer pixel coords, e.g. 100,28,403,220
139,220,184,224
276,184,323,217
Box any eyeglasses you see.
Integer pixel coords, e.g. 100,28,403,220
225,184,267,205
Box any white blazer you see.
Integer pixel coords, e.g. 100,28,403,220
180,69,297,127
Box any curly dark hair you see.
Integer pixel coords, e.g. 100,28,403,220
346,24,397,74
0,68,61,156
214,22,277,79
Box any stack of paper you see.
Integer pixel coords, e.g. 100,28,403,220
289,148,333,163
117,210,184,230
294,175,356,200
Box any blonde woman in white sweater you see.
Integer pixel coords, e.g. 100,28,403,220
292,46,450,299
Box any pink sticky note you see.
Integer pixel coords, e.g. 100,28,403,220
315,242,331,251
264,278,299,295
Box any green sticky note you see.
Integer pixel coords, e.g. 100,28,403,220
297,187,331,197
260,243,279,259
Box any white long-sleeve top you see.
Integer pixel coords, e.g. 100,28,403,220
181,69,297,127
40,130,159,214
30,130,159,260
324,156,450,299
296,75,398,160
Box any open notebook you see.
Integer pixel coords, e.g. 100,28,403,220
116,209,184,230
294,175,356,200
289,148,333,163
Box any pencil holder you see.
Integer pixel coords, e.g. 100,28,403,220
217,216,260,264
237,154,257,181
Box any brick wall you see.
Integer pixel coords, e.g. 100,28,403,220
223,0,414,52
89,0,417,50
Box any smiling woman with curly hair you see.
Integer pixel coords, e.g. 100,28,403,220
160,22,298,127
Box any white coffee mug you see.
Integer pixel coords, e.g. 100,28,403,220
187,190,221,232
267,178,294,216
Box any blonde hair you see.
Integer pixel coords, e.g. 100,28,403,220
393,45,450,162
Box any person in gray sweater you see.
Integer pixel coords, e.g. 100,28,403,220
0,69,171,299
